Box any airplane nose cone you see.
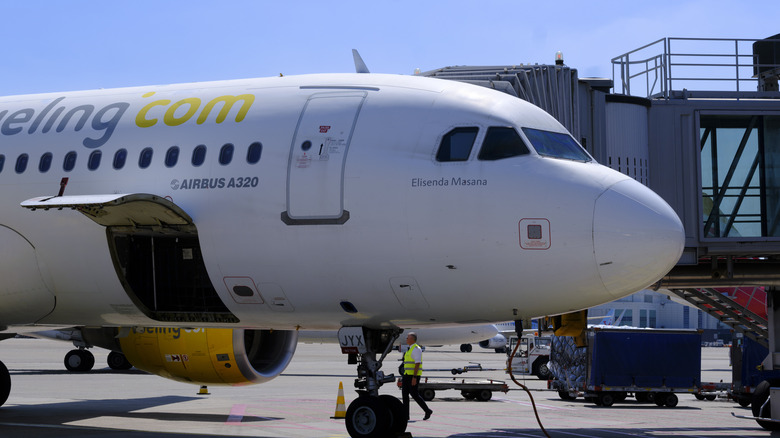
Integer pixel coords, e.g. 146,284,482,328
594,179,685,298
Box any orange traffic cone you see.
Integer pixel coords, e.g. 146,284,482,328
332,381,347,419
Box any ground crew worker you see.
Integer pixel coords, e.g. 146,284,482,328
401,332,433,420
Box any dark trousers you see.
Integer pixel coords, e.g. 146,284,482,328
401,374,430,419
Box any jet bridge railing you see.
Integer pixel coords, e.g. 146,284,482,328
612,37,779,99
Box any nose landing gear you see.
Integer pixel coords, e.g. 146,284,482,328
338,327,406,438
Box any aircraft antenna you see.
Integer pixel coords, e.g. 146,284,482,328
352,49,370,74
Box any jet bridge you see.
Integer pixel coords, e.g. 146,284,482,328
423,34,780,353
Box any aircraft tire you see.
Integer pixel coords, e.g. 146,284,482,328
752,380,780,431
64,349,95,372
378,394,407,435
107,352,133,370
460,344,472,353
0,360,10,407
345,396,391,438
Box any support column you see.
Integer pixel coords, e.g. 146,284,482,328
763,287,780,370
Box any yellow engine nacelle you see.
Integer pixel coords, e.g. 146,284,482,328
115,328,298,386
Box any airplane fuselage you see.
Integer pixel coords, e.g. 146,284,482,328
0,73,685,331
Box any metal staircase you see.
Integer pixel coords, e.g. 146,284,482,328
668,288,768,347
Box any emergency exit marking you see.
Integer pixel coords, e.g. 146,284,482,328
519,218,550,250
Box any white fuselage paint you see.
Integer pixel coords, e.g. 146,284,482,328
0,73,685,331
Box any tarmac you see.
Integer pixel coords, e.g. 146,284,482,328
0,337,770,438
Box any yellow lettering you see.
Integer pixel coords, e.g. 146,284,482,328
164,98,201,126
136,92,171,128
196,94,255,124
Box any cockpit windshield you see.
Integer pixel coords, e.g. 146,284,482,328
522,128,591,162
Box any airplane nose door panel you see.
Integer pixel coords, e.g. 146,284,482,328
284,91,366,225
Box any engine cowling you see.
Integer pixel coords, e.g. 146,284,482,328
102,327,297,386
478,334,507,349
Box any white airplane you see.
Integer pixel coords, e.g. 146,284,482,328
31,323,498,371
0,68,684,437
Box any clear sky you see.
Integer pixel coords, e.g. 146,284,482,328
1,1,778,95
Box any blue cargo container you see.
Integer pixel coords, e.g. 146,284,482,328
549,327,702,407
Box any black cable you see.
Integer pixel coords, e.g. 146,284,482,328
506,337,552,438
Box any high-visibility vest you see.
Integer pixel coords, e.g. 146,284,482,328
403,344,423,376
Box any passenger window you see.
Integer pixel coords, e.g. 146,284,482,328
88,150,102,170
522,128,591,162
0,154,4,173
247,142,262,164
165,146,179,168
39,152,53,173
436,127,479,162
113,149,127,169
219,143,234,165
139,147,153,169
64,151,77,172
192,145,206,167
15,154,29,174
478,127,530,161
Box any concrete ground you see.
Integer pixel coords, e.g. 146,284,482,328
0,338,768,438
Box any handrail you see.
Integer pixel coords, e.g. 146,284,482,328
611,37,780,99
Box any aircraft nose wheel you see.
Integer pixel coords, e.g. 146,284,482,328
345,395,407,438
346,397,390,438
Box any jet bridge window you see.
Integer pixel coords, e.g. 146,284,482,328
436,127,479,162
63,151,77,172
0,154,4,173
15,154,28,174
522,128,591,162
39,152,53,173
478,127,530,161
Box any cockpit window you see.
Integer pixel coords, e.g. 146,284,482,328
522,128,591,161
478,127,530,161
436,127,478,162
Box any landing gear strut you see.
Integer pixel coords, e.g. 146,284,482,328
339,327,406,438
